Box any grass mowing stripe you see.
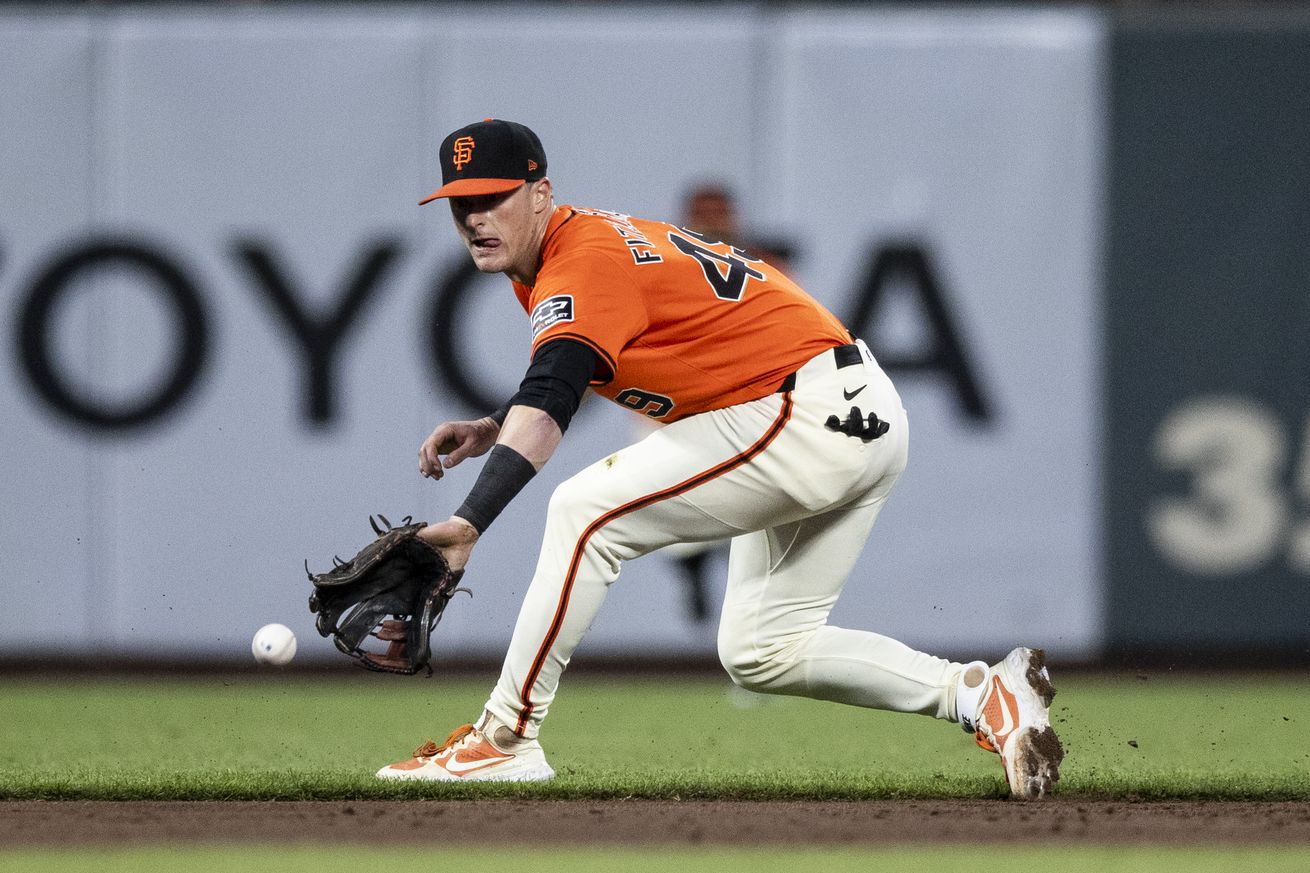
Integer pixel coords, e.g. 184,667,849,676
4,846,1310,873
2,674,1307,800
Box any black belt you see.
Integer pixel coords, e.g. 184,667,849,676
777,343,862,393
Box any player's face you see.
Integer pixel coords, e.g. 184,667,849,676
449,180,553,283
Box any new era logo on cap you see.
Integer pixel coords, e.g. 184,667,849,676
420,119,547,204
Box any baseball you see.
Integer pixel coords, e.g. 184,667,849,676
251,623,297,666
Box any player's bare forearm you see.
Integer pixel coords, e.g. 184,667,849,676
425,407,558,563
419,416,500,479
497,405,563,470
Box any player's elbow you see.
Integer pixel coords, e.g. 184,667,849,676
499,405,563,469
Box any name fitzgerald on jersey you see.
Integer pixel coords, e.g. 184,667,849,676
572,207,663,265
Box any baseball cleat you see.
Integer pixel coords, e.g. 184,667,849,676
375,719,555,782
971,647,1064,800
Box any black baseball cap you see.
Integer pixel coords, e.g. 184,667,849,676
419,118,547,204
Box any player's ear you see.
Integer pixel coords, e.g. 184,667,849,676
531,178,553,212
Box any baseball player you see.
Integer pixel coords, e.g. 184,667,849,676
377,119,1064,798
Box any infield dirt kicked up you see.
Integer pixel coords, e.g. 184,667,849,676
4,798,1310,847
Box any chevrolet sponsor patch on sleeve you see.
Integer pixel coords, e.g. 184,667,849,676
530,295,574,337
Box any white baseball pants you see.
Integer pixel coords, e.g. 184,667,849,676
484,341,967,738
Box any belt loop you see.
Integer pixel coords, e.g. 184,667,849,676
833,343,862,370
778,343,859,393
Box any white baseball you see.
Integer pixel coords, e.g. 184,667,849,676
251,623,297,666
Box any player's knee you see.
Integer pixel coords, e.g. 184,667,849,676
718,648,762,691
545,476,586,519
544,475,607,543
542,477,624,572
717,637,795,693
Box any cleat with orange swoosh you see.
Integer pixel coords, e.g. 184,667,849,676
968,647,1064,800
375,715,555,782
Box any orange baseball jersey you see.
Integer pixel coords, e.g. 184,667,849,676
512,206,851,422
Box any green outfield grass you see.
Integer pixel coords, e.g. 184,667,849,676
1,671,1307,800
2,846,1309,873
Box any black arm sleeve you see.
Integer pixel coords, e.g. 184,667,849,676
454,444,537,534
507,338,598,433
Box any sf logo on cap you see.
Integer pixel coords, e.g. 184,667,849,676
452,136,475,170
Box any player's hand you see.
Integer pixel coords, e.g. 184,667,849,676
419,417,500,480
416,516,480,573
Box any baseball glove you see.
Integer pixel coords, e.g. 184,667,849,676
306,515,467,675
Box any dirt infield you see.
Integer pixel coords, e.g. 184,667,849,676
4,800,1310,847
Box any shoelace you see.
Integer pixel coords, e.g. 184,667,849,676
413,723,476,759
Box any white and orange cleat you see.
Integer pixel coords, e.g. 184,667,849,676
958,647,1064,800
375,715,555,782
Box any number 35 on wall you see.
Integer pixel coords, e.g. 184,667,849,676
1149,396,1310,576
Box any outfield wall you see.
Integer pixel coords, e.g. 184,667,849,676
3,3,1241,665
1103,13,1310,657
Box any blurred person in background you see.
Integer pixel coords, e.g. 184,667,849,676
683,182,797,278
